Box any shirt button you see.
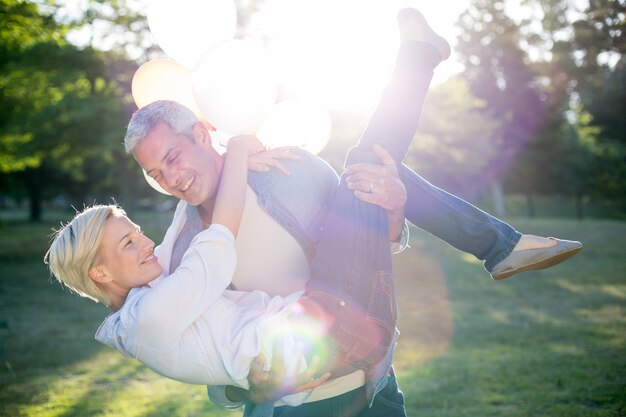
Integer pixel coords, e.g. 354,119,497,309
339,301,346,307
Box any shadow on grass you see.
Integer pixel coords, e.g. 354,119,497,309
393,218,626,417
0,211,229,417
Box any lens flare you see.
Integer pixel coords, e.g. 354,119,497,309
147,0,237,69
131,59,201,114
257,99,332,155
192,40,278,135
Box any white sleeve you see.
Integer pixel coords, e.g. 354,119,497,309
390,220,410,254
134,224,236,350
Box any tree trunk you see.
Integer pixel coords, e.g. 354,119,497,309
526,191,536,217
28,180,42,222
22,168,45,223
490,180,506,217
575,193,585,219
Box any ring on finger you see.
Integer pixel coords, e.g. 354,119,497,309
369,181,374,193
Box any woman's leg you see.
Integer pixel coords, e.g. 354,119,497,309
343,14,522,272
398,165,521,271
300,170,394,373
299,42,446,375
347,12,577,275
345,41,441,164
298,23,513,375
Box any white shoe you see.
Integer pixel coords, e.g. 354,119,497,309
397,8,451,62
491,238,582,280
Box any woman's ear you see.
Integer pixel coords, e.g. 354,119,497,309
88,265,111,284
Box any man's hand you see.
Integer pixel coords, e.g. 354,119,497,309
247,146,301,176
344,144,407,241
230,340,330,404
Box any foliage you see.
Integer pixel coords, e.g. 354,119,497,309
528,0,626,213
0,0,624,221
0,0,154,221
405,77,502,201
456,0,625,217
457,0,545,165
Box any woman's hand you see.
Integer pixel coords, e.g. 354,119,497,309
247,146,301,176
227,136,300,175
244,341,330,404
227,135,267,154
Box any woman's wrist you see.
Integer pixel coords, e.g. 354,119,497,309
227,135,264,154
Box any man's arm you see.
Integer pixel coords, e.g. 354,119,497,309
208,342,330,408
345,144,408,245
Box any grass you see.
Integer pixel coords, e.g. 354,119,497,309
479,193,625,221
0,209,625,416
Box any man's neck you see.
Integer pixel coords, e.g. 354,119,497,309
197,150,225,226
197,199,216,226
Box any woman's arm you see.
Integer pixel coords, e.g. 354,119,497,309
135,137,265,342
212,135,265,237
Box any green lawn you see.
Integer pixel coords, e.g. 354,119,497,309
0,210,624,417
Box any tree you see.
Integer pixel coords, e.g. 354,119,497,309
521,0,626,214
404,77,502,203
456,0,547,215
0,0,138,221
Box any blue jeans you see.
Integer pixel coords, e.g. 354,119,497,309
293,42,522,415
303,42,521,374
399,165,521,272
259,42,521,417
301,156,396,370
352,41,522,272
272,369,406,417
301,43,443,372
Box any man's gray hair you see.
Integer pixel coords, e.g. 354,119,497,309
124,100,199,154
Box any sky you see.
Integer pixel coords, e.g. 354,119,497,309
63,0,473,111
250,0,472,110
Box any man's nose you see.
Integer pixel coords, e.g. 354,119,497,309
161,170,179,189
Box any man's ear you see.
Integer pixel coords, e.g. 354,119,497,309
192,121,213,148
88,265,111,284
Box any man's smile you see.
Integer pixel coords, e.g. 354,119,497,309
181,175,195,192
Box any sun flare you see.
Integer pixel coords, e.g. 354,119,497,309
125,0,468,149
255,0,468,111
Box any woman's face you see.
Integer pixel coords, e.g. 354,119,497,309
98,214,163,291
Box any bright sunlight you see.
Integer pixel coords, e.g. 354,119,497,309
254,0,469,111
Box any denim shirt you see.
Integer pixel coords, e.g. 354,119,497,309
165,150,402,417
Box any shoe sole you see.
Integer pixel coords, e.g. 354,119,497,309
492,246,582,280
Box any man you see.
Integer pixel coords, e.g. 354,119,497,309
123,8,580,417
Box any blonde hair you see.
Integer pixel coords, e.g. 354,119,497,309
44,204,126,306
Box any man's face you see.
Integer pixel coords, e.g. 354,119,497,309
133,122,222,207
